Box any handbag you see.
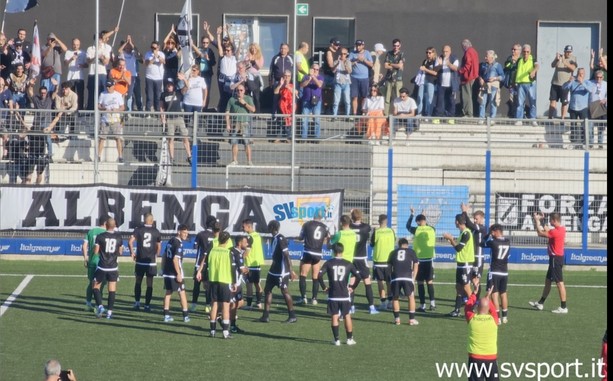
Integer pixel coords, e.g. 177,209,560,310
589,100,607,119
41,66,55,79
310,95,321,106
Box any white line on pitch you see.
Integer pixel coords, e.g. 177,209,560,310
0,275,34,317
0,274,607,289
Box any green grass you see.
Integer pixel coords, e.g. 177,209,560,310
0,258,607,381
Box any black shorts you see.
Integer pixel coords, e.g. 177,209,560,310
264,273,290,293
94,269,118,283
247,268,261,284
456,266,471,286
416,261,434,282
210,282,232,303
549,84,570,104
546,256,564,282
300,252,322,265
327,299,351,317
164,277,185,292
486,272,508,294
193,267,209,282
373,264,390,282
352,258,371,280
135,263,157,277
390,280,414,299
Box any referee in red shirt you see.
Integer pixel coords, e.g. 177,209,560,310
529,212,568,314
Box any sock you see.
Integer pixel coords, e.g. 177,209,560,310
93,288,102,307
246,296,253,307
108,291,116,311
409,311,415,320
393,311,400,319
222,319,230,332
418,284,426,305
312,279,320,300
205,288,212,305
256,291,262,304
210,320,217,331
299,276,307,298
261,310,269,319
332,325,339,341
289,309,296,319
454,295,463,310
427,284,435,304
561,301,567,309
538,297,546,304
145,287,153,306
346,330,353,340
192,280,201,303
182,310,188,318
350,292,355,305
387,296,393,303
134,283,141,302
380,298,386,305
163,309,169,316
365,284,374,306
231,319,236,327
502,309,508,317
86,282,93,304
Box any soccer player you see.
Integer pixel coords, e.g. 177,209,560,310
229,235,249,333
318,242,360,346
370,214,396,311
82,216,107,311
92,218,124,319
443,214,475,317
461,203,488,298
243,218,264,310
529,212,568,314
483,224,511,324
162,224,191,323
258,220,298,323
388,238,419,325
465,290,500,381
128,213,161,312
191,215,217,312
406,207,436,312
349,209,378,314
203,232,237,339
296,210,330,305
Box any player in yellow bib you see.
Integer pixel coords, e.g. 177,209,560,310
443,214,475,317
370,214,396,310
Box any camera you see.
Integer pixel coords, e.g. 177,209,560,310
59,370,71,381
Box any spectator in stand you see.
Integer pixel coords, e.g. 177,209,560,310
0,77,15,159
41,32,67,94
514,44,539,126
244,42,264,113
230,61,257,109
590,48,607,80
179,64,207,114
7,63,28,109
416,47,438,118
588,69,607,148
548,45,577,120
349,39,373,115
269,43,293,120
503,44,521,118
371,43,386,87
392,87,417,145
118,35,144,112
44,359,77,381
0,33,12,80
322,38,341,114
191,33,216,109
477,50,504,122
64,38,88,110
300,63,324,140
53,81,79,138
144,40,165,112
433,45,460,124
26,80,54,162
14,28,32,56
86,31,113,110
162,26,180,83
6,129,30,184
160,78,191,165
294,42,310,101
97,80,125,162
109,58,132,106
564,68,595,148
332,47,352,117
274,69,298,140
383,39,405,116
362,84,387,144
458,39,479,118
225,83,255,165
8,40,30,75
217,42,237,112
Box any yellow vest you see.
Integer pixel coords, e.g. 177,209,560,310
295,50,309,82
468,314,498,356
333,229,357,263
413,225,435,260
515,54,536,84
456,228,475,263
373,227,395,262
246,231,264,267
208,246,233,284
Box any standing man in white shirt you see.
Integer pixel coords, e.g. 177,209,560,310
64,38,88,110
144,41,166,112
97,80,125,162
86,31,113,110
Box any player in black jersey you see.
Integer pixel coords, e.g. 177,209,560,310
191,216,217,312
483,224,511,324
461,203,488,297
318,243,360,345
162,224,191,323
349,209,378,314
230,235,248,333
258,220,298,323
93,218,124,319
296,210,330,305
388,238,419,326
128,213,162,312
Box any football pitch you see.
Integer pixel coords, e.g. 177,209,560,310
0,259,607,381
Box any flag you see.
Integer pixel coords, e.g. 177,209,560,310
176,0,193,73
29,21,41,78
4,0,38,13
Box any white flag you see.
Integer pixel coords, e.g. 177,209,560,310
29,22,41,78
177,0,193,73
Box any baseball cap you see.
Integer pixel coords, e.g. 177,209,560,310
48,32,56,40
105,80,115,87
330,37,341,46
564,45,573,52
14,40,22,46
355,39,365,46
166,78,174,84
374,43,386,52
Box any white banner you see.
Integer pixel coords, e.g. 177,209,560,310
0,185,343,237
177,0,193,73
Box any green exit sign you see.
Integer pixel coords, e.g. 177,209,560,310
296,3,309,16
